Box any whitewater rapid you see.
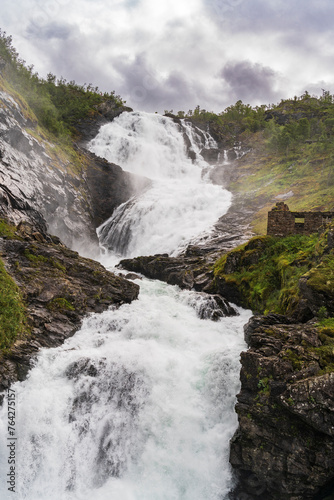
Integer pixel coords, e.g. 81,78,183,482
0,281,251,500
0,112,251,500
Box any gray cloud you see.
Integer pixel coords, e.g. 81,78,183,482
207,0,334,34
26,22,73,40
112,54,197,112
221,60,281,105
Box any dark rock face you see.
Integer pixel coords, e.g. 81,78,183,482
75,101,134,145
187,292,238,320
0,223,139,396
0,91,148,250
119,253,201,290
229,314,334,500
79,146,150,229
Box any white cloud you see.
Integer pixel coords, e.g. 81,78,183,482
1,0,334,113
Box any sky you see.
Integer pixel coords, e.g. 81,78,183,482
1,0,334,114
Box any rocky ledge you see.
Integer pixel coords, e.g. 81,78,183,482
119,251,238,318
0,220,139,398
229,314,334,500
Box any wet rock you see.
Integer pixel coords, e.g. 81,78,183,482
200,147,220,162
0,91,148,249
119,254,197,289
119,253,240,320
229,314,334,499
124,272,142,281
188,292,238,320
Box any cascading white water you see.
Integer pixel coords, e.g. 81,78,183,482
0,112,252,500
0,282,251,500
88,112,232,257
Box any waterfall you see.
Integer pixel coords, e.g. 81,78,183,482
0,112,251,500
88,112,232,258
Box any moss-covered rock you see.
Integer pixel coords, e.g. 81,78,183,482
213,228,334,319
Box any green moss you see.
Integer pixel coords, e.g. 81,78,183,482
318,320,334,338
50,258,66,273
282,348,304,370
47,297,75,312
257,377,271,395
0,257,29,349
0,219,17,239
23,248,49,265
306,255,334,294
213,232,324,315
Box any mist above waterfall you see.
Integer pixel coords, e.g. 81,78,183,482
89,112,231,258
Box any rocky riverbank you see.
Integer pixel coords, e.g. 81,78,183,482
229,314,334,500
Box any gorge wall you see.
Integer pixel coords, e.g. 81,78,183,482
0,90,149,252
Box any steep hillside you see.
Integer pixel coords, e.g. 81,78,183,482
183,94,334,235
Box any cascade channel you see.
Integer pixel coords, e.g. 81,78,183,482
0,112,251,500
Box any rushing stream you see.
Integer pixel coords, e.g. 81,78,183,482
0,112,251,500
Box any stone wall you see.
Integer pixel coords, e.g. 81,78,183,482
267,202,334,236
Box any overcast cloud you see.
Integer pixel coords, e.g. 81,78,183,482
1,0,334,113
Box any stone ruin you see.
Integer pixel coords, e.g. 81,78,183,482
267,202,334,236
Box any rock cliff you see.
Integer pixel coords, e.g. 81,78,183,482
0,218,139,401
0,90,149,252
229,314,334,500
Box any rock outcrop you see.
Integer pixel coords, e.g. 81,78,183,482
119,252,239,318
119,252,213,290
229,314,334,500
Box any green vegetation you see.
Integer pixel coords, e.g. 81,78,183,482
176,101,267,146
0,29,124,138
213,231,327,315
0,218,17,239
176,92,334,234
0,258,28,350
0,219,29,349
314,316,334,373
47,297,75,312
23,248,49,265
